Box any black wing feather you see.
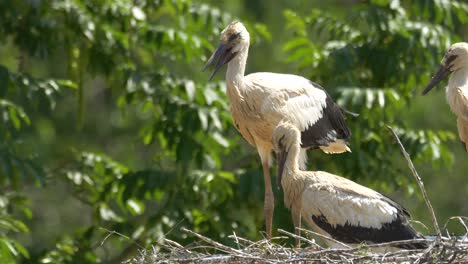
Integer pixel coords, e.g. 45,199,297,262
300,82,351,148
312,214,426,249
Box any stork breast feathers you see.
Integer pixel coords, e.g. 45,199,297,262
455,88,468,121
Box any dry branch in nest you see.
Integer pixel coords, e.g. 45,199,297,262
387,126,441,237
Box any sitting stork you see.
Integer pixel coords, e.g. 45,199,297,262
272,122,427,249
422,42,468,152
203,21,352,238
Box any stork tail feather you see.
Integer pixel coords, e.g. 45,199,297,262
319,140,351,154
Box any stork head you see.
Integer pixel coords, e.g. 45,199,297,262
203,21,250,80
272,122,301,188
422,42,468,95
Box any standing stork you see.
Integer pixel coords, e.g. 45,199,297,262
272,122,427,249
422,42,468,152
203,21,351,238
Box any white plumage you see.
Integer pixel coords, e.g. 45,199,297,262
422,42,468,152
203,22,352,238
272,122,426,249
256,73,328,129
302,181,397,229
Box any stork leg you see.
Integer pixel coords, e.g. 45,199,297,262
261,161,274,239
292,206,301,247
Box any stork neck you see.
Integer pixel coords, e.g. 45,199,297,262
282,138,309,209
285,141,301,175
449,65,468,88
226,47,248,85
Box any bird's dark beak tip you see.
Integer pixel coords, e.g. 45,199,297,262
208,70,217,81
421,83,438,96
421,63,451,95
202,62,210,73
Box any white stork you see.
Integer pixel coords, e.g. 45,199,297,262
422,42,468,152
203,21,352,238
272,122,427,249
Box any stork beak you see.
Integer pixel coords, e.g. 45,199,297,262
276,149,288,190
421,64,451,95
422,55,457,95
203,43,237,80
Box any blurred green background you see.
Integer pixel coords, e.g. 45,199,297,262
1,0,467,263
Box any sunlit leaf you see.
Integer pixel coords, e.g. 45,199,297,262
126,199,145,215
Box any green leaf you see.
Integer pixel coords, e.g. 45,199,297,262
211,132,229,148
11,240,29,259
184,80,196,101
8,105,21,129
99,204,122,222
126,198,145,215
55,80,78,89
197,109,208,130
3,239,17,257
253,23,272,42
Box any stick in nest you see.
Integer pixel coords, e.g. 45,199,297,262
443,216,468,236
386,126,441,237
181,227,273,263
181,228,247,256
297,227,352,249
228,232,254,248
277,228,320,248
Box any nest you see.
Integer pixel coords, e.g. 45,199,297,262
123,126,468,264
124,227,468,264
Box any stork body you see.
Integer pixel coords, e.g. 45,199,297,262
204,22,351,238
422,42,468,152
272,122,426,249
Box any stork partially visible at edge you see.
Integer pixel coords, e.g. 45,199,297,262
422,42,468,152
272,121,427,249
203,21,352,239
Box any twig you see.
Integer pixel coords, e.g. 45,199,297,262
277,228,320,247
414,240,437,264
163,238,184,249
297,227,351,249
410,219,429,231
99,227,145,249
387,126,441,237
230,231,241,249
364,238,431,249
243,236,285,251
164,218,185,237
228,233,255,248
181,228,257,259
443,216,468,235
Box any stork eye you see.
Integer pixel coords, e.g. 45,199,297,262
446,54,458,72
229,32,241,41
446,54,457,64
